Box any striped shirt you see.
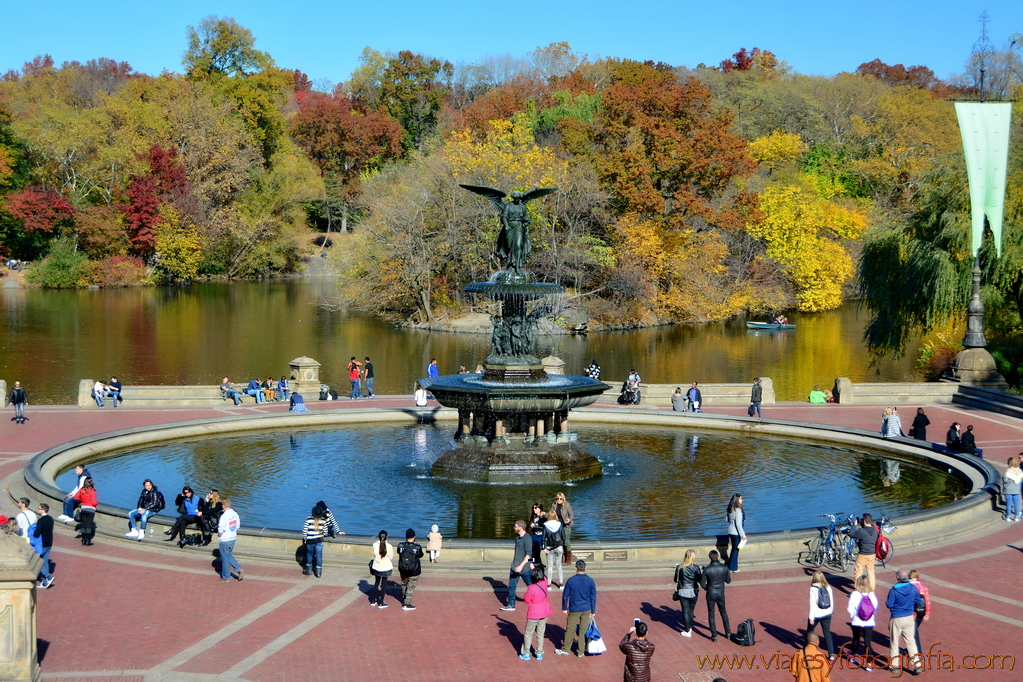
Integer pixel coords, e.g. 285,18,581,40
303,516,325,543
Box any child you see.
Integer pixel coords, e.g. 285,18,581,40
427,524,442,563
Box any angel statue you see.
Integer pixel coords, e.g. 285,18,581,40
460,185,557,275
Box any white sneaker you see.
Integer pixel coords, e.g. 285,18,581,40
126,529,139,537
137,531,145,541
681,630,692,637
58,515,73,524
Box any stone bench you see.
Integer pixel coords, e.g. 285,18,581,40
76,381,310,408
596,379,775,407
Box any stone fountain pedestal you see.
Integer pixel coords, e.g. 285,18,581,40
0,536,42,682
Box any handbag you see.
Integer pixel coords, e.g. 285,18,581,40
585,617,606,654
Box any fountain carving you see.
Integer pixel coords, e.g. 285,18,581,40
419,184,610,482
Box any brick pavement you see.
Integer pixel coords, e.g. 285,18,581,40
2,399,1020,681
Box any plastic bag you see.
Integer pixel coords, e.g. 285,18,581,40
585,617,606,654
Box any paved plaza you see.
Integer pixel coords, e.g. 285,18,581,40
2,398,1020,681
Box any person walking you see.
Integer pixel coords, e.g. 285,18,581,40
33,503,54,588
363,357,375,398
14,497,37,539
750,378,762,418
846,574,878,671
789,632,831,682
725,494,746,572
542,509,565,588
849,513,878,591
397,528,424,611
9,380,28,423
806,571,835,660
911,408,930,441
673,549,701,637
882,407,903,438
550,491,574,564
126,479,165,540
885,569,923,676
556,560,596,657
500,520,533,611
620,621,655,682
73,477,98,545
519,567,552,660
908,569,931,654
370,530,394,607
302,506,327,578
1002,456,1023,521
700,550,731,642
217,499,242,582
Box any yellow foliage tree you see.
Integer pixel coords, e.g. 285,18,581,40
154,204,203,281
749,185,867,311
748,131,807,173
444,114,563,189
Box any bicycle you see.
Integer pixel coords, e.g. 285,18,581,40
804,513,846,569
876,514,897,565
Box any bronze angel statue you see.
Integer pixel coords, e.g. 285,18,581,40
460,185,557,274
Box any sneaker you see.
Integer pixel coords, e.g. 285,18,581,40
138,532,145,542
535,654,543,660
864,664,873,671
126,529,139,537
680,629,692,637
402,604,416,611
555,649,570,656
499,606,516,611
518,654,530,660
378,602,389,609
39,577,53,589
58,515,73,524
237,569,244,581
577,653,585,658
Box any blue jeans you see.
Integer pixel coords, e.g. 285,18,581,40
1006,493,1021,519
105,390,120,407
94,393,104,407
129,509,157,531
246,389,264,403
38,546,52,580
350,380,361,399
728,534,741,571
751,401,762,417
63,497,77,518
220,539,241,579
365,377,374,397
305,541,323,571
507,567,532,607
14,403,25,419
223,389,241,405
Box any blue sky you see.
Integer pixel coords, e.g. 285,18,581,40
2,1,1018,84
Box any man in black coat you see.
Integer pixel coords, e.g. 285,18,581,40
961,424,980,456
700,550,731,641
397,528,424,611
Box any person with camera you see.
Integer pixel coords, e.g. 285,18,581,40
620,620,655,682
849,513,878,591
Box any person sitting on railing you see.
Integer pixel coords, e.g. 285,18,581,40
960,424,982,457
221,377,242,405
92,380,107,407
105,376,123,407
165,486,207,547
276,376,289,402
809,385,828,404
246,377,265,403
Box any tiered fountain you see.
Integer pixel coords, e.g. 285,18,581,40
420,184,610,483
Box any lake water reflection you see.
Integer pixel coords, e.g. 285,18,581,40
56,423,967,540
0,280,919,403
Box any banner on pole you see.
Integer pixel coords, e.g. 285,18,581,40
954,102,1013,257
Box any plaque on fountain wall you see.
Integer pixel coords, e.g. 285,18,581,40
418,184,611,483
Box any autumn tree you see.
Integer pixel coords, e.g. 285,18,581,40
183,16,272,79
379,51,452,151
856,59,939,89
120,145,191,255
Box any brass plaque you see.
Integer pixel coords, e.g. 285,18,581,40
571,550,594,562
603,550,628,562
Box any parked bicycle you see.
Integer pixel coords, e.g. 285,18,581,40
803,513,856,571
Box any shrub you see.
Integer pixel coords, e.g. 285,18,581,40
915,331,963,382
94,255,148,287
25,236,93,288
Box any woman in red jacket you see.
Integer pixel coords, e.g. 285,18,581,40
73,477,98,545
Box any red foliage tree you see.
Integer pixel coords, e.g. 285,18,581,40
119,145,191,255
4,187,74,232
856,59,939,89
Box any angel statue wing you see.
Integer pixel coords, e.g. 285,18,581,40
459,184,507,213
520,187,557,202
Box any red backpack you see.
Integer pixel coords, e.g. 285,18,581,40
875,525,893,565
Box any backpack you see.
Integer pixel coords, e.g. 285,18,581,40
856,593,876,621
875,525,893,564
397,541,421,575
816,585,831,610
732,618,756,646
26,523,44,556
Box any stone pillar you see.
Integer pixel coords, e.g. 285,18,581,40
759,377,776,404
0,536,42,682
288,357,321,395
77,379,93,407
834,378,853,404
541,356,565,375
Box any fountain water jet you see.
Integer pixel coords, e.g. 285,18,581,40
420,184,610,483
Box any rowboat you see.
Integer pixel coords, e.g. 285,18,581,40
746,321,796,330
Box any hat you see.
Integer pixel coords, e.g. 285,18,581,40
0,514,7,525
406,528,416,539
431,524,438,533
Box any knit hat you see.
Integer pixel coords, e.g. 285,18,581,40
0,514,7,525
406,528,416,539
431,524,439,533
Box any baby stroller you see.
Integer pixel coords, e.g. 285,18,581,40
617,381,641,405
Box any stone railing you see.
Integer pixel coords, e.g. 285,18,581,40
75,380,323,408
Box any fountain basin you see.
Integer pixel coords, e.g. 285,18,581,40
419,373,610,412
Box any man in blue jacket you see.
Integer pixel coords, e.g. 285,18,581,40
885,569,923,676
556,560,597,657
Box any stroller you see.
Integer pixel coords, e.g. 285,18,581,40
617,380,641,405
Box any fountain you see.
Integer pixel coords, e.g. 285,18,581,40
420,184,610,483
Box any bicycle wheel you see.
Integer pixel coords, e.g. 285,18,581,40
839,544,852,572
806,537,824,567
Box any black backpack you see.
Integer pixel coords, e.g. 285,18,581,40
397,541,421,575
732,618,756,646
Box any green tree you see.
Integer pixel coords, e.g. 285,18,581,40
379,51,452,151
183,16,272,79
